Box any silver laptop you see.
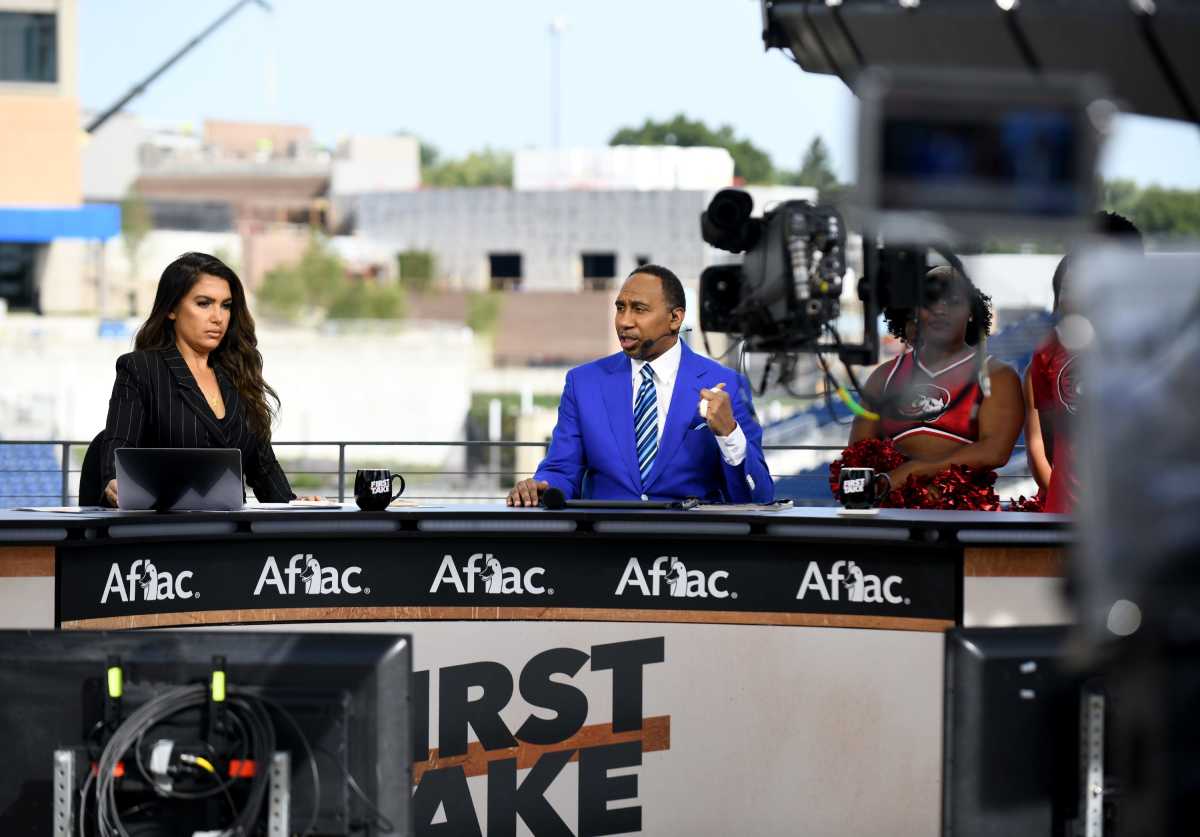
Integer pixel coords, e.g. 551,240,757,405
115,448,243,511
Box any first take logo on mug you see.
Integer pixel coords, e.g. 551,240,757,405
838,467,878,509
354,468,406,511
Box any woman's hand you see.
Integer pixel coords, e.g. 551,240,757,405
103,479,119,507
886,462,946,500
885,461,920,490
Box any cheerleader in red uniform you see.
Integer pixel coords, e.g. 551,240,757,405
1023,212,1143,513
849,265,1025,496
1025,325,1077,512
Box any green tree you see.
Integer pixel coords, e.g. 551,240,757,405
327,282,406,320
466,291,502,335
1099,180,1200,240
293,235,345,307
397,250,437,293
419,141,440,170
1127,187,1200,238
367,284,405,319
424,148,513,188
256,264,307,320
1102,179,1139,220
120,189,152,284
326,283,369,319
609,113,776,184
256,263,309,318
257,235,406,321
786,137,842,198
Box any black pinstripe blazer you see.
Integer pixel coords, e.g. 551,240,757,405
100,346,294,502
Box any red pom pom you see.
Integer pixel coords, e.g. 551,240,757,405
880,464,1000,511
1008,493,1045,512
830,439,1010,511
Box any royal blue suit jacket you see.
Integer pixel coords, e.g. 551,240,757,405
534,342,774,503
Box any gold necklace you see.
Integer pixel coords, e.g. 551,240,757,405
201,380,222,410
185,355,223,412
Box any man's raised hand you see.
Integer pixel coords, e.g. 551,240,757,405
699,382,737,437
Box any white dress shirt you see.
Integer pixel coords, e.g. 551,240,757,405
630,338,747,467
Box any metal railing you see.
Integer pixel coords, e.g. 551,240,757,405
0,439,1037,506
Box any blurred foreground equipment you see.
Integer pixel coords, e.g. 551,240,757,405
1076,248,1200,834
761,0,1200,125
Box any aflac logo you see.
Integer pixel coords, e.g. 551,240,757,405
253,553,367,596
101,559,194,604
615,556,733,599
430,553,550,595
796,560,907,605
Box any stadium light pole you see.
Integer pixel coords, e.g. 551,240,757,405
548,17,568,150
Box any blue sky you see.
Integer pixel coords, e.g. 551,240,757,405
79,0,1199,188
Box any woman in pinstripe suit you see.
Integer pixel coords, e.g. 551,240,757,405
101,252,310,506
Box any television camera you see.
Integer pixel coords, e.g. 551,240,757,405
697,68,1108,403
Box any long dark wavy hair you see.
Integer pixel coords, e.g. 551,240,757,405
135,252,280,440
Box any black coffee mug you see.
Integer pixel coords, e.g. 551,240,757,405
838,467,877,510
354,469,405,511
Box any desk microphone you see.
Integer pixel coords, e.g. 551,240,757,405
541,485,689,510
542,486,567,510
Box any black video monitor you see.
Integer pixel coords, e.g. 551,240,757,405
942,626,1091,837
880,110,1081,217
0,630,412,836
857,68,1103,243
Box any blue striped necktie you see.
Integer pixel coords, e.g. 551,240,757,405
634,365,658,483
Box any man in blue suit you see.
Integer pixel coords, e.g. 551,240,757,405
507,264,774,506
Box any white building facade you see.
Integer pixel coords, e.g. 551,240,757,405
349,188,714,290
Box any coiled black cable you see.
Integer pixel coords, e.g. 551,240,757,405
91,684,275,837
